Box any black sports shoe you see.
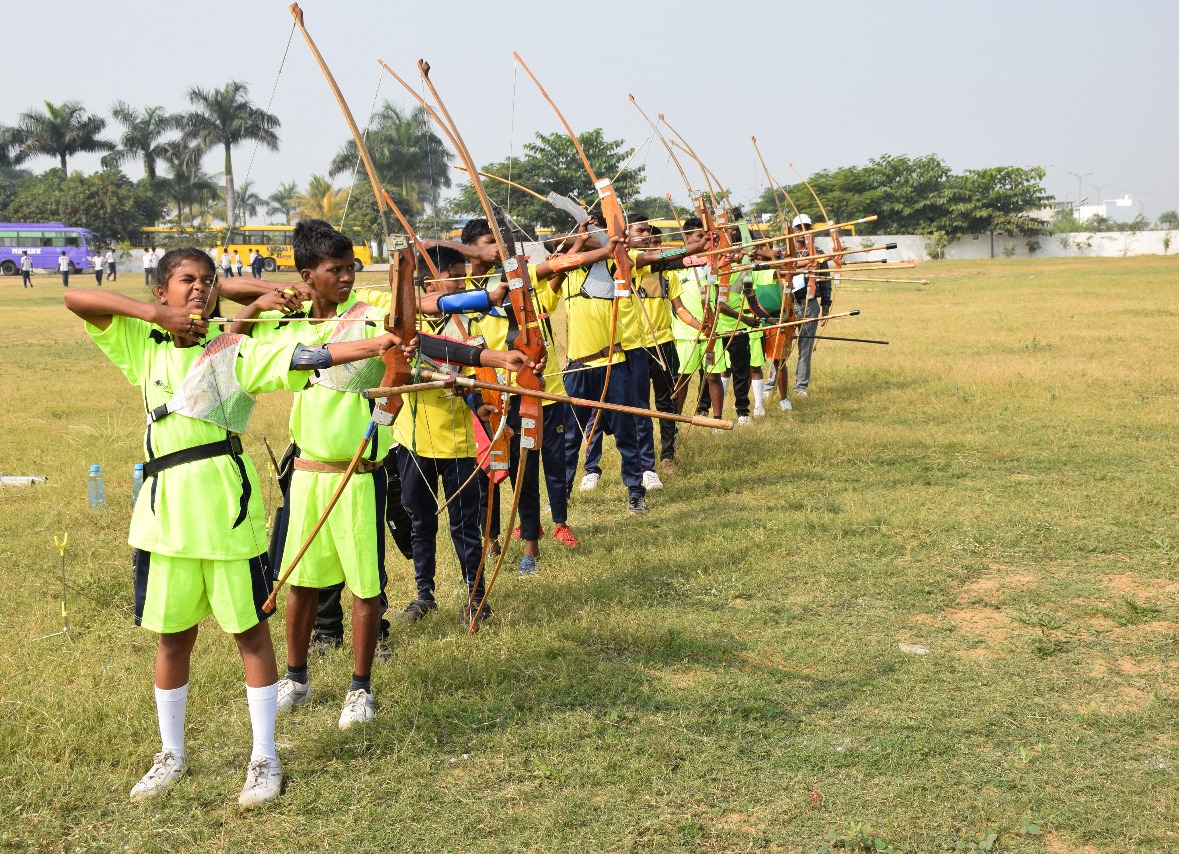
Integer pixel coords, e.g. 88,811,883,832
461,601,494,631
627,493,648,515
399,599,438,622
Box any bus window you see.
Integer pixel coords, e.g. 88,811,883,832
0,231,17,247
18,231,41,244
64,232,81,247
250,233,267,245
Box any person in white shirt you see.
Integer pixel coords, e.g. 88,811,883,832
143,248,154,285
233,250,243,277
20,251,33,288
92,253,105,285
58,251,71,287
105,248,117,281
220,249,234,278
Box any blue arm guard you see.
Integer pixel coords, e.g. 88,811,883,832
437,289,493,315
290,344,333,369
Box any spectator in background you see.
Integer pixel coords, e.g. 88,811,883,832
220,249,234,278
20,251,33,288
58,251,71,287
92,251,105,285
143,248,154,285
233,249,244,277
251,248,266,279
105,247,117,281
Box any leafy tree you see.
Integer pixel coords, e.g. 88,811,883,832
451,129,645,233
943,166,1051,255
266,180,300,223
1156,210,1179,229
184,81,280,227
101,103,179,188
290,175,349,222
329,102,452,217
6,167,165,242
13,101,113,176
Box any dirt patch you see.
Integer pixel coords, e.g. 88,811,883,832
945,606,1022,649
960,571,1036,603
1045,833,1098,853
1104,573,1179,600
659,666,714,688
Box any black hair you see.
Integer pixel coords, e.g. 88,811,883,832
683,216,703,231
154,247,216,289
461,218,492,245
293,218,352,272
629,215,649,225
420,245,466,276
650,225,663,236
730,205,744,221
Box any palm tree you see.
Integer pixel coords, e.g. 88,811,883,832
211,179,265,223
101,103,179,188
289,175,349,222
328,102,451,217
266,180,300,223
0,125,26,169
184,81,280,226
160,140,219,225
14,101,113,176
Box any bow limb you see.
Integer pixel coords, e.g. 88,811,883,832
414,58,547,626
513,53,631,453
787,161,842,336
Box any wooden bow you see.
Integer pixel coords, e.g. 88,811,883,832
513,53,630,453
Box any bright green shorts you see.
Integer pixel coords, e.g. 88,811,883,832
280,469,384,598
133,549,271,634
676,338,728,375
749,332,765,369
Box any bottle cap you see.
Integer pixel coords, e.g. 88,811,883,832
90,464,101,473
134,463,144,471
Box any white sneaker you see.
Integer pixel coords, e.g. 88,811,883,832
339,689,375,730
780,399,793,411
579,472,601,491
752,406,766,418
737,415,752,425
794,388,808,398
641,470,664,490
238,756,283,808
129,750,187,802
276,677,311,713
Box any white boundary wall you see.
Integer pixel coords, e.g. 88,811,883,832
855,231,1179,262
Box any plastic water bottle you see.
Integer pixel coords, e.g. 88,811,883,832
131,463,144,507
88,464,105,511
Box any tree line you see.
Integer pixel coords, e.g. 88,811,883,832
5,87,1164,252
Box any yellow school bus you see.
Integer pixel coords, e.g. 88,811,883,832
136,225,374,272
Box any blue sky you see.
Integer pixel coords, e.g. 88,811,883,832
7,0,1177,219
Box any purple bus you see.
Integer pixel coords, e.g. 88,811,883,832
0,223,103,276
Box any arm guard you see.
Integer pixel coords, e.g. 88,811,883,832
419,333,485,368
290,344,333,369
436,289,493,315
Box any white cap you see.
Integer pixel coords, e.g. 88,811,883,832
791,214,812,228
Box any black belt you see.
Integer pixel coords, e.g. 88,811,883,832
143,436,244,478
567,343,624,367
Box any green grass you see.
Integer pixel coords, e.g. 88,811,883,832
0,257,1177,852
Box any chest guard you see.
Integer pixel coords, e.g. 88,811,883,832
310,302,389,394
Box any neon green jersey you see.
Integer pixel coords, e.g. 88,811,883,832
88,315,307,560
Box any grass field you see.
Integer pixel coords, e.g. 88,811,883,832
0,257,1176,852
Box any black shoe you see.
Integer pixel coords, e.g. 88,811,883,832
399,599,437,622
627,493,648,515
461,601,494,631
310,632,343,656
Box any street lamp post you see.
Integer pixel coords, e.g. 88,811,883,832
1068,171,1092,212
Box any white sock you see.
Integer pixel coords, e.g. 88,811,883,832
154,684,189,756
245,683,278,762
721,377,730,396
751,379,766,408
